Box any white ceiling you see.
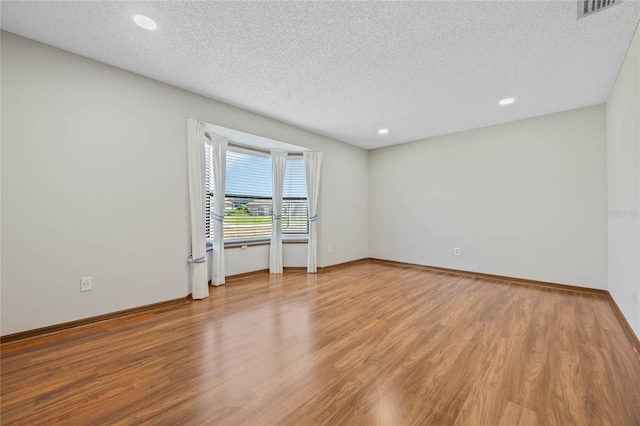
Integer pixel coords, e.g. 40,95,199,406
2,1,639,150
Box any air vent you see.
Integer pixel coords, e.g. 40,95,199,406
578,0,621,19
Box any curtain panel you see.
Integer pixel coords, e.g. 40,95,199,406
303,152,322,273
187,119,209,299
209,132,228,286
269,151,287,274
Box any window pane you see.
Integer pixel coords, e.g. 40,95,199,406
206,148,309,243
224,149,272,243
205,143,214,240
226,150,272,197
282,199,308,235
284,159,306,198
283,157,308,236
224,196,272,242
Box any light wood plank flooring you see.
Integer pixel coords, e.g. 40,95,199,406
2,262,640,425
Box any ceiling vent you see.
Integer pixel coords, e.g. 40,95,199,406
577,0,621,19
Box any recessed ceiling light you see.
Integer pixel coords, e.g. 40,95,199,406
378,128,389,134
133,15,157,30
499,98,515,106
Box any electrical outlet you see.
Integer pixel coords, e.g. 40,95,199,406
328,245,333,253
454,247,460,256
81,277,92,292
633,287,638,304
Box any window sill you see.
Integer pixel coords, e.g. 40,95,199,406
283,239,308,244
206,239,308,251
225,241,270,249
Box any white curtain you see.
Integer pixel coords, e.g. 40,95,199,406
209,132,227,286
270,151,287,274
304,152,322,273
187,119,209,299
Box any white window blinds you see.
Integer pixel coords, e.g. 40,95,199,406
282,158,308,237
205,147,308,243
224,149,273,243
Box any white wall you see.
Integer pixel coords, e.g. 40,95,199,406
236,244,307,274
207,243,307,278
1,32,368,335
0,31,3,320
607,25,640,338
369,105,608,289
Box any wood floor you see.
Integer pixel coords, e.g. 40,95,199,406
2,262,640,425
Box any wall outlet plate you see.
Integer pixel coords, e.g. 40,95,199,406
81,277,92,292
454,247,460,256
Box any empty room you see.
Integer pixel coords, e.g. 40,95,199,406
1,1,640,424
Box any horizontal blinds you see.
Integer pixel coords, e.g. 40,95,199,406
205,143,214,240
226,150,271,198
283,158,306,198
224,196,272,242
283,158,308,236
205,148,308,243
224,149,272,243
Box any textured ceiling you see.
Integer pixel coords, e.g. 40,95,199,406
2,1,639,150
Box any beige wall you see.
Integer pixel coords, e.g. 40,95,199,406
369,105,608,289
606,24,640,338
0,32,368,335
